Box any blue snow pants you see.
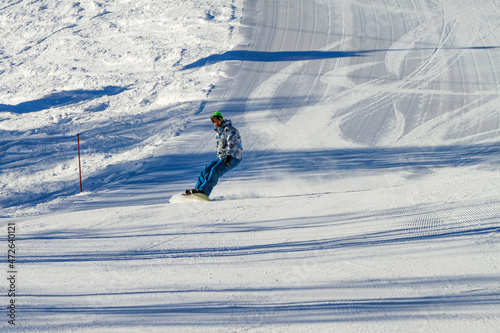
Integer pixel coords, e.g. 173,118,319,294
195,156,241,197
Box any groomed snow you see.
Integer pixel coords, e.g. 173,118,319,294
1,0,499,332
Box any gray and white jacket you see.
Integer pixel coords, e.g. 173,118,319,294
215,120,243,160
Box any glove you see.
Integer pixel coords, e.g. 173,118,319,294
224,155,232,167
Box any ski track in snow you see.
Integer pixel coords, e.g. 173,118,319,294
1,0,500,332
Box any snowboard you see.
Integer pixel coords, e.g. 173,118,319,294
181,192,210,202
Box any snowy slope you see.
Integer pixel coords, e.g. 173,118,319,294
0,0,243,213
1,0,500,332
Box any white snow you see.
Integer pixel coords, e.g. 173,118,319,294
1,0,500,332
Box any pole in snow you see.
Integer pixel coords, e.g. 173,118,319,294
77,134,83,193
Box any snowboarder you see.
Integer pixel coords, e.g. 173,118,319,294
184,111,243,201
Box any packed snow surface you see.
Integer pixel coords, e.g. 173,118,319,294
1,0,499,331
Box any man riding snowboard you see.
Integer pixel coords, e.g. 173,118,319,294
185,111,243,200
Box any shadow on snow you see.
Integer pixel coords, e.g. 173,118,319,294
181,47,500,70
181,50,367,70
19,288,500,328
16,224,500,263
0,86,128,113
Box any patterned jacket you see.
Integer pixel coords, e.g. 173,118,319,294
215,120,243,160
